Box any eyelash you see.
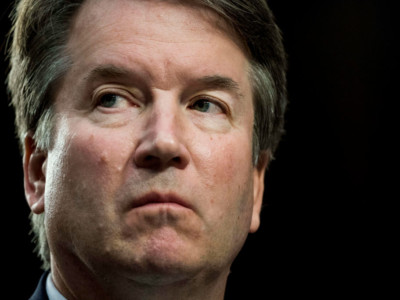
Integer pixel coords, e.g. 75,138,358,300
189,96,228,114
93,88,134,109
99,94,127,108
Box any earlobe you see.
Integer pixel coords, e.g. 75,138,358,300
23,134,47,215
249,151,269,233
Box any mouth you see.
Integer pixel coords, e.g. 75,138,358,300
131,192,192,210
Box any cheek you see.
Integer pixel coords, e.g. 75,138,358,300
68,132,130,180
45,123,133,216
44,122,135,250
194,134,255,260
193,133,254,221
199,134,252,186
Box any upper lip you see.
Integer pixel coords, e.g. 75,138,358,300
131,192,192,209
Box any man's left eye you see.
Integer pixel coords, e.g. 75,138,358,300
190,98,223,114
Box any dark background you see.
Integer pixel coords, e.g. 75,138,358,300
1,0,394,298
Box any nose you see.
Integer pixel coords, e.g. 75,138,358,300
134,103,190,170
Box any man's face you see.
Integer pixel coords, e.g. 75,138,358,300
28,0,267,285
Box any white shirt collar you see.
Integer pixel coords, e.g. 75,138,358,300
46,273,68,300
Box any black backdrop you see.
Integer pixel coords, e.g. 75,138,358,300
1,1,394,298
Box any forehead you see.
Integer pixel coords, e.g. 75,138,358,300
62,0,253,106
69,0,248,57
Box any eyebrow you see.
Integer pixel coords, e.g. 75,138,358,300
84,65,134,82
84,65,244,99
195,75,243,99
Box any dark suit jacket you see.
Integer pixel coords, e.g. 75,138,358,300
29,272,49,300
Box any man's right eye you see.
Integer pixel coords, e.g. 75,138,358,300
97,93,124,108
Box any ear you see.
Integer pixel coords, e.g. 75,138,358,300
23,133,47,214
249,151,269,233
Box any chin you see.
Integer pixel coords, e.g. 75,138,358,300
101,227,206,282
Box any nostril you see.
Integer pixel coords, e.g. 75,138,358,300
137,155,182,170
145,155,155,162
134,137,190,170
137,155,161,170
143,155,161,165
172,157,181,163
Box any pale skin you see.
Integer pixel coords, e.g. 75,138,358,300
23,0,268,299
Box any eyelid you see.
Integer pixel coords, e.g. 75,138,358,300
190,94,230,114
92,84,140,107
